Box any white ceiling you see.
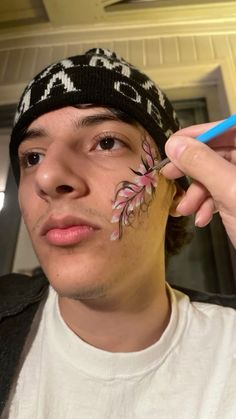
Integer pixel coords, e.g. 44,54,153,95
1,0,236,32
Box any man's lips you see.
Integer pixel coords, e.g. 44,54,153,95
40,215,100,246
46,225,95,246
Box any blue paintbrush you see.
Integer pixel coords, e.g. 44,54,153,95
153,114,236,171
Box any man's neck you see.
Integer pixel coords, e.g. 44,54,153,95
58,280,171,353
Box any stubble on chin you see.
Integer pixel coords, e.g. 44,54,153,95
48,265,119,304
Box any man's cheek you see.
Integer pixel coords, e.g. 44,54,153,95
110,139,159,241
20,202,37,237
19,205,29,226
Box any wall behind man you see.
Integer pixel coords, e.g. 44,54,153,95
1,2,236,108
1,33,236,95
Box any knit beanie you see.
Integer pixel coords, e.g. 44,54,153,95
10,47,188,189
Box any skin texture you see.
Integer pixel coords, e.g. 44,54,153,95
18,106,184,352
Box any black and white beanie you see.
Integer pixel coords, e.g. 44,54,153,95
10,47,188,189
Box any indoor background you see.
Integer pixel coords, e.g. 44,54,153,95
0,0,236,293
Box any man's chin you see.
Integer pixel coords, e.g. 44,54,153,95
57,284,109,301
42,263,112,301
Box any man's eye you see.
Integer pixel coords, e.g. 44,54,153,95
19,152,44,168
96,137,124,151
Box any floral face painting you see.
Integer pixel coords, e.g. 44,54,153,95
110,138,159,241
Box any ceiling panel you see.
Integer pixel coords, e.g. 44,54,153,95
0,0,236,31
0,0,48,29
106,0,236,5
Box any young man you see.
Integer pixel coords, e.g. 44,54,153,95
1,48,236,418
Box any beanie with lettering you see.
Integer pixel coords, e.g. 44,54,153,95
10,47,188,189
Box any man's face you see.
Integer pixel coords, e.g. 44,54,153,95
18,106,178,301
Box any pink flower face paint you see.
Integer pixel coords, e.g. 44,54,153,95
110,139,159,241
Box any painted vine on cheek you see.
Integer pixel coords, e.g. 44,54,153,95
110,139,159,241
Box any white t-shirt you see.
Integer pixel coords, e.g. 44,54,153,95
3,284,236,419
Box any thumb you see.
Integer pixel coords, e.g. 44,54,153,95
165,135,235,199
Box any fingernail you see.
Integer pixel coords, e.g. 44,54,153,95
166,136,187,160
176,199,187,212
195,215,201,227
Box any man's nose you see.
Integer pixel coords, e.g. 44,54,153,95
35,147,89,201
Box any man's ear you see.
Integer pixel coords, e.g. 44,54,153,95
169,182,186,217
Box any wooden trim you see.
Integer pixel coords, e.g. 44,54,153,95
144,58,236,115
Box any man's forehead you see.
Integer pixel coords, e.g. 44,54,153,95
28,105,136,128
21,105,143,146
28,106,117,127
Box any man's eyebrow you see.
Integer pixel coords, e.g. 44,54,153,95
19,112,130,144
20,127,49,144
74,113,122,129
